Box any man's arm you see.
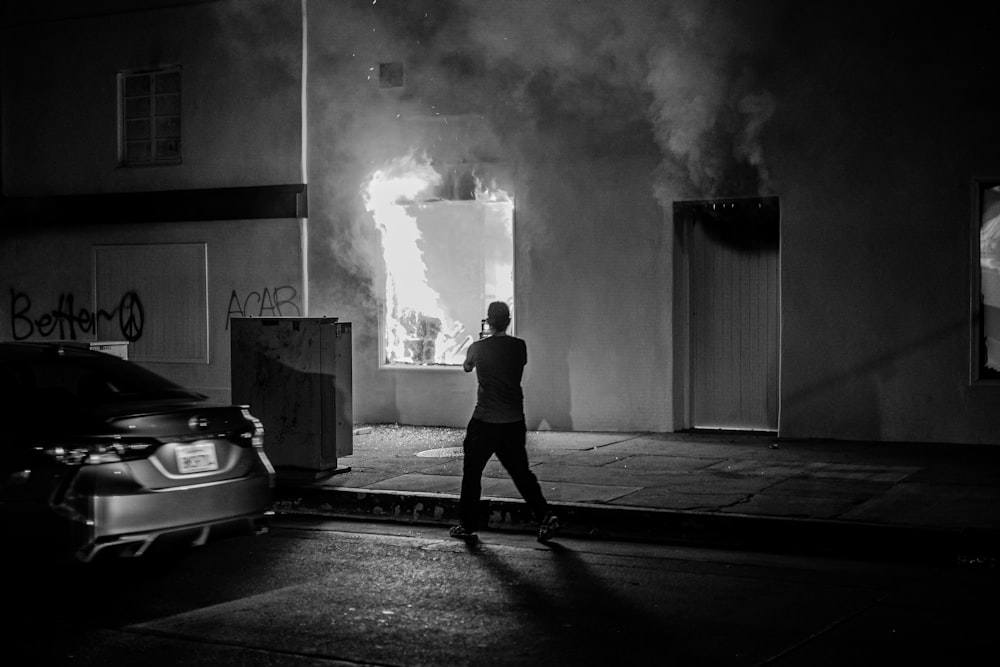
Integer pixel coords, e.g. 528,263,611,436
463,345,475,373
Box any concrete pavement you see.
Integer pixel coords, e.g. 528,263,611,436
272,424,1000,566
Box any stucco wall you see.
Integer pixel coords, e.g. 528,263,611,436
305,150,673,432
302,0,673,431
298,0,1000,441
767,6,1000,444
5,0,1000,445
1,0,302,194
1,1,307,403
0,219,306,401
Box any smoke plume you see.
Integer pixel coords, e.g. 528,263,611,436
212,0,784,307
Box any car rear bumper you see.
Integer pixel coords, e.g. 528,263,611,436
79,508,274,562
70,473,274,562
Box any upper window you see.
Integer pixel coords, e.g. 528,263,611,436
976,181,1000,382
118,67,181,166
364,154,515,368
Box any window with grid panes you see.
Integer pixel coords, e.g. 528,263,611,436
119,68,181,165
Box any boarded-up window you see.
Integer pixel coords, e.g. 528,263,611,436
93,244,208,363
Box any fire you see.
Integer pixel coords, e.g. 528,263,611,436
364,151,514,366
473,174,513,204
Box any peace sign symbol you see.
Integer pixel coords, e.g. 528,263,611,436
118,291,145,342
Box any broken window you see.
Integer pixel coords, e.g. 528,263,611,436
365,154,514,367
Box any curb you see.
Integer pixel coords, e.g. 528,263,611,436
272,486,1000,568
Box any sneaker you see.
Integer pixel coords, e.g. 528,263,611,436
537,512,560,543
449,524,478,541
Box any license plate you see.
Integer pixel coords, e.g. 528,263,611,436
176,441,219,474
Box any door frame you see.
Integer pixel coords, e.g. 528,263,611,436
672,196,781,433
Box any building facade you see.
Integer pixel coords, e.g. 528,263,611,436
3,0,999,445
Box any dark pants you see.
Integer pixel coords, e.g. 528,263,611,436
459,417,550,532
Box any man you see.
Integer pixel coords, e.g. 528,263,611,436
450,301,560,543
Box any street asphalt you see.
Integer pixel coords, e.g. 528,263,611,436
271,424,1000,567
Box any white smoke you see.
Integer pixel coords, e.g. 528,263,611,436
447,0,781,200
212,0,782,198
209,0,784,311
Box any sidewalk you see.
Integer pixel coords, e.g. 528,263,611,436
272,424,1000,566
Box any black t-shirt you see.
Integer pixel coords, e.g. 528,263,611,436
465,334,527,423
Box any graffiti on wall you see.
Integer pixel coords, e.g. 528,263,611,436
11,285,301,341
226,286,301,329
9,289,145,342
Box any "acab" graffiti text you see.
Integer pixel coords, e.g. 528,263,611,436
226,286,300,329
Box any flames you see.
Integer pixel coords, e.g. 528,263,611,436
364,151,513,366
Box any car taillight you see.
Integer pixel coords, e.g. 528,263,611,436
38,441,154,465
240,408,265,448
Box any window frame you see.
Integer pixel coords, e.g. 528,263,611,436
375,197,517,371
971,178,1000,385
117,66,182,167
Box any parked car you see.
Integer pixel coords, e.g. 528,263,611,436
0,341,274,563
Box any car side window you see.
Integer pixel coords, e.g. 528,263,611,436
29,362,87,408
76,373,118,404
0,361,35,430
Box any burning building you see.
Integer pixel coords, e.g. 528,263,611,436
363,150,514,368
2,0,1000,446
